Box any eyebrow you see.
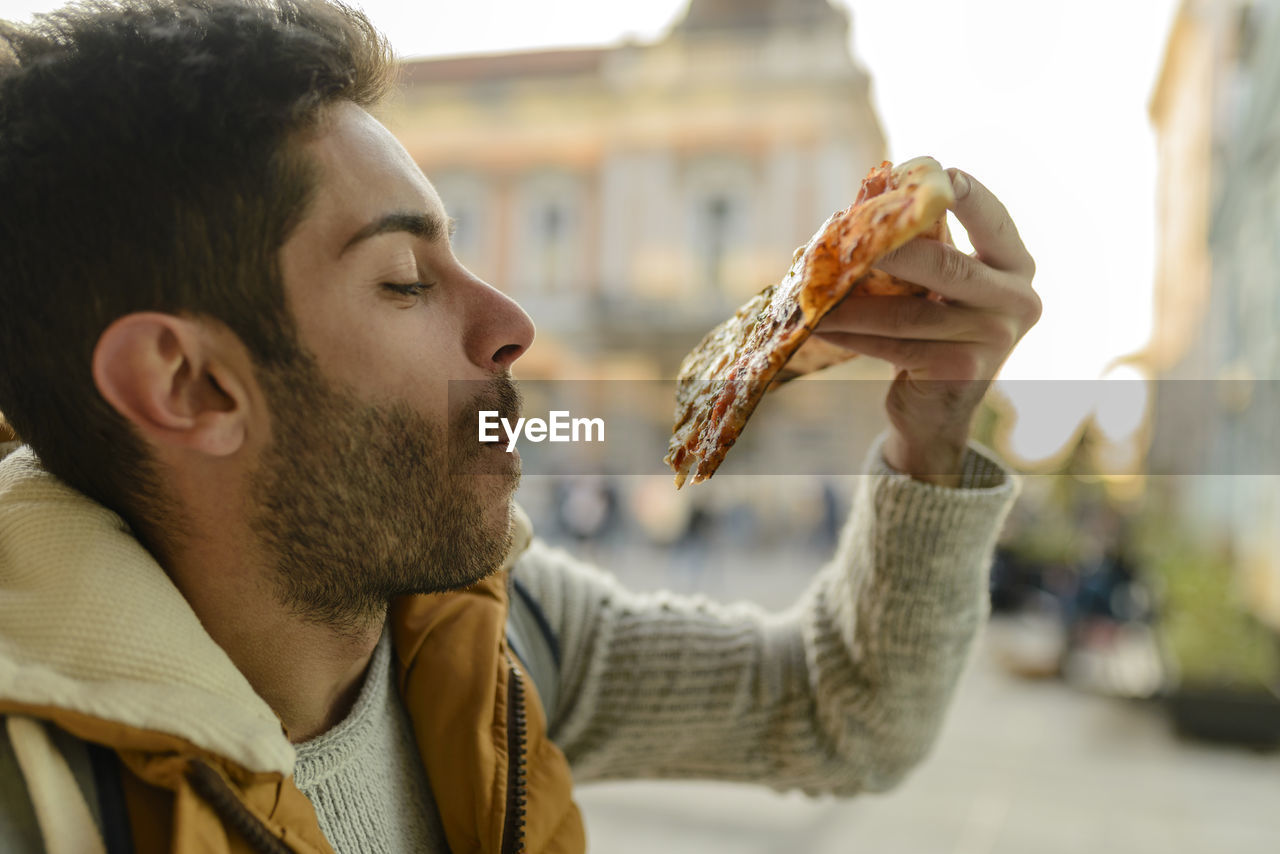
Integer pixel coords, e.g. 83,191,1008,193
339,212,457,256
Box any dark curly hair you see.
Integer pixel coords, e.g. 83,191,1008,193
0,0,394,547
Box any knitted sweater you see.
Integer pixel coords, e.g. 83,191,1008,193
277,441,1014,851
516,443,1014,793
292,630,447,852
0,438,1015,851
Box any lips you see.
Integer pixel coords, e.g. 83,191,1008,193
445,375,524,473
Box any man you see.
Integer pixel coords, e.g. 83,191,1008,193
0,1,1039,852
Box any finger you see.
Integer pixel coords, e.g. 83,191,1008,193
816,295,993,343
813,332,981,380
873,238,1018,309
945,169,1034,276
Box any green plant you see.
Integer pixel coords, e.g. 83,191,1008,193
1139,527,1280,691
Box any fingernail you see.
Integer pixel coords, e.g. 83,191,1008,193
951,171,971,200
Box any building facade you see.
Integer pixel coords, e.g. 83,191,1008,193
381,0,888,377
1147,0,1280,627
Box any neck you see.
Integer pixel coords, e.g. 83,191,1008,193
213,600,384,744
163,502,384,743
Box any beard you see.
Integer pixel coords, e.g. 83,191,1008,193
247,355,523,632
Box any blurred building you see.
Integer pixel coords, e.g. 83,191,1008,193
1147,0,1280,627
382,0,888,377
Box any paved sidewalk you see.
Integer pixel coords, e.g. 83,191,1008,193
574,634,1280,853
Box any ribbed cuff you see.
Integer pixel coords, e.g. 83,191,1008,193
868,432,1011,491
854,433,1020,596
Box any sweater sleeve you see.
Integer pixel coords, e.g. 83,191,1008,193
511,438,1019,795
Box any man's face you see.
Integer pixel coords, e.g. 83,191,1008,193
249,101,534,629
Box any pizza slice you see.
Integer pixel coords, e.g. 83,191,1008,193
664,156,956,488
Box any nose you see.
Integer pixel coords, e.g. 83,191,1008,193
464,276,535,372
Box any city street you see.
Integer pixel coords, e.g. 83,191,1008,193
570,605,1280,853
522,486,1280,854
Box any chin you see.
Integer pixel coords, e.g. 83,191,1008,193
484,494,514,537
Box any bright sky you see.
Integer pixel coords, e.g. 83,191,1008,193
1,0,1181,461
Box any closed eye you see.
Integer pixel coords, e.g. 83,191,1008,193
382,281,434,298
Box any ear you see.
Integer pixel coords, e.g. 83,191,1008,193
92,313,253,457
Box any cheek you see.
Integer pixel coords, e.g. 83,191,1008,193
304,304,464,423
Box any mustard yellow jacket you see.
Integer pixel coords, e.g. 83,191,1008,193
0,445,583,853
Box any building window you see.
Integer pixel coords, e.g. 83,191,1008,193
429,171,487,271
516,172,585,295
703,193,732,292
684,157,754,295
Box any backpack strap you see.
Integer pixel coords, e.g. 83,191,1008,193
3,715,106,854
84,742,135,854
505,577,562,727
1,717,134,854
0,716,45,852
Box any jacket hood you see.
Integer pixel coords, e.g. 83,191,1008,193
0,446,294,774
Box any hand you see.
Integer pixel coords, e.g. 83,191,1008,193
814,169,1040,486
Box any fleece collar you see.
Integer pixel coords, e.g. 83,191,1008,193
0,446,294,775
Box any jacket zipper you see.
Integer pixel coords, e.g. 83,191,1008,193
500,653,529,854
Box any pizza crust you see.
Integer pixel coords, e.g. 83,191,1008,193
665,157,955,487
